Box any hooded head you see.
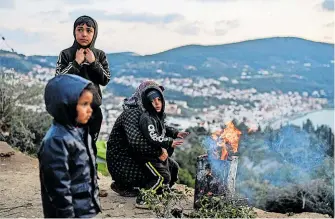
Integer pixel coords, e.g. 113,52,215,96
44,74,96,126
123,80,165,116
142,88,164,117
72,15,98,49
146,90,161,102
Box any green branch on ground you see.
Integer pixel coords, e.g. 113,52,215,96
190,195,257,218
140,186,256,218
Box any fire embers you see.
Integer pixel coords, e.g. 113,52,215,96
194,122,242,208
198,158,229,196
210,121,242,160
194,155,239,208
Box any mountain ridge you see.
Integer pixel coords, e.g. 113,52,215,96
1,36,333,105
1,36,333,59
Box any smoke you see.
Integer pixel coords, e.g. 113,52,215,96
201,124,334,215
201,137,233,184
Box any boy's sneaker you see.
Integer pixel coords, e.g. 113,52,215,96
135,195,150,209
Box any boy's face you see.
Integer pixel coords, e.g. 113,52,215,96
76,90,93,124
151,97,162,113
75,24,94,47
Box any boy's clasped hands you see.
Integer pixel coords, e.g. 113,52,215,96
75,48,95,64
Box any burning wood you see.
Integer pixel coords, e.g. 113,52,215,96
194,155,241,208
210,121,242,160
194,121,244,208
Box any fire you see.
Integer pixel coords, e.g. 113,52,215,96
210,121,242,160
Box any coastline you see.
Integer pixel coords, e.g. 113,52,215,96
269,108,334,130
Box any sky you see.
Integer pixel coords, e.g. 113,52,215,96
0,0,334,55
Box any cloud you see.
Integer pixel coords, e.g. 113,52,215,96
325,21,334,27
31,0,93,4
322,0,334,11
0,28,45,45
62,0,93,4
190,0,233,2
0,0,15,9
69,10,184,24
216,19,239,27
174,21,202,35
35,10,67,22
215,19,239,36
188,0,237,3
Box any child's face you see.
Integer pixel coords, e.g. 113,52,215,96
76,90,93,124
75,24,94,47
151,97,162,112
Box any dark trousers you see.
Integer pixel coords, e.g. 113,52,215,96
143,161,169,192
88,106,103,157
142,157,179,192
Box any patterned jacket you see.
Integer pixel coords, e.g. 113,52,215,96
106,80,178,188
106,107,163,188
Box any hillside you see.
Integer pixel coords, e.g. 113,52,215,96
0,141,331,218
0,37,333,105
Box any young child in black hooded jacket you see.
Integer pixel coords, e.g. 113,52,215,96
39,74,101,218
55,15,110,156
136,86,189,207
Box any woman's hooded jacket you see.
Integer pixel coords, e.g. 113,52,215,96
106,81,178,188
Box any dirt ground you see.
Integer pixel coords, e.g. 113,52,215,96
0,141,331,218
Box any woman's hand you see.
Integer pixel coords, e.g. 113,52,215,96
177,132,189,138
171,139,184,148
159,148,168,161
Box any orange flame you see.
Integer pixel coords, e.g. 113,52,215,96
211,121,242,160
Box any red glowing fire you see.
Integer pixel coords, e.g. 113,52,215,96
211,121,242,160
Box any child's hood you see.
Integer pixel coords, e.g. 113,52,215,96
44,74,92,126
123,80,165,113
142,88,165,116
72,15,98,49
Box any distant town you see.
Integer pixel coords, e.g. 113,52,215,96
3,62,330,140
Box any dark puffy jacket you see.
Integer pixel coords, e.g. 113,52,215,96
38,74,101,218
55,15,110,100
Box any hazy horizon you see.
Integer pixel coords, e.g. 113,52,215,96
0,0,333,56
1,36,334,57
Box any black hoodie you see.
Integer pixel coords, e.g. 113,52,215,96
39,74,101,218
55,15,110,100
139,88,179,159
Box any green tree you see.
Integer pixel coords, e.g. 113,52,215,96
178,168,195,188
302,119,314,133
315,125,334,157
0,70,51,154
